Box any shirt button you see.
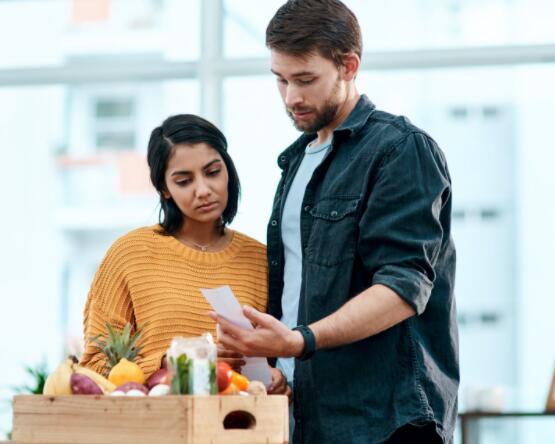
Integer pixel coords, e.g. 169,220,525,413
271,260,279,266
271,219,278,226
304,205,311,212
280,156,287,163
330,210,338,217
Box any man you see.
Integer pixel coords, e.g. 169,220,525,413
211,1,458,442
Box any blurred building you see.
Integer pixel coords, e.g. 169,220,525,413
1,0,555,442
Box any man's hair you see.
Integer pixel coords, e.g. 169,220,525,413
266,0,362,67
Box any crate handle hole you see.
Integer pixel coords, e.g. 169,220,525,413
223,410,256,429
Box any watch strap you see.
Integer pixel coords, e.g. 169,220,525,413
293,325,316,361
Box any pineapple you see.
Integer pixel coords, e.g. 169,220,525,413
91,322,145,372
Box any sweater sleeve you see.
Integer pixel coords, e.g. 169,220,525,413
80,238,135,377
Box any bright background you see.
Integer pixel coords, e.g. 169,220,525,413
1,1,555,442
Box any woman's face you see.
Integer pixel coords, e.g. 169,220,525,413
163,143,229,227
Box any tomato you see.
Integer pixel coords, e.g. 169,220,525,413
217,361,232,392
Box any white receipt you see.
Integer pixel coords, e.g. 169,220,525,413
201,285,272,386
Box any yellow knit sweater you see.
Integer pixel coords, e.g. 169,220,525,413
80,226,268,378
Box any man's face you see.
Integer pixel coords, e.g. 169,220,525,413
271,51,346,133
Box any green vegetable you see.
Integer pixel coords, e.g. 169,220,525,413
209,361,217,395
170,354,191,394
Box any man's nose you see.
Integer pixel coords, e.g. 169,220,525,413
284,85,303,109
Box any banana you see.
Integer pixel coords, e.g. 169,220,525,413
42,357,116,395
43,358,74,395
73,364,116,394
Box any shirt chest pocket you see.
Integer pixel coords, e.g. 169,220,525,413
306,197,360,266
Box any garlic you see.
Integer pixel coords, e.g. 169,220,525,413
126,389,146,396
148,384,171,396
110,390,125,396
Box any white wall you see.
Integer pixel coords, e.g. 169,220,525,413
515,65,555,407
0,86,66,436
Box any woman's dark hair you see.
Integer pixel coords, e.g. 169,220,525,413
147,114,240,235
266,0,362,67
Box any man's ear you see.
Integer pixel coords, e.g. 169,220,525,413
340,53,360,81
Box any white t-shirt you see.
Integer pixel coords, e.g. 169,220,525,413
276,138,331,385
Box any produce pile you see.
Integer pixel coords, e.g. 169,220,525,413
42,323,266,397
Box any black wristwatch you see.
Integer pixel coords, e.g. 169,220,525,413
293,325,317,361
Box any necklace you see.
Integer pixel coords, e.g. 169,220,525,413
188,240,212,252
179,232,225,252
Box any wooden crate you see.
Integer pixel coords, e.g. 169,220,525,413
12,394,289,444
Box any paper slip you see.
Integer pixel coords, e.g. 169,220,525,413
201,285,272,386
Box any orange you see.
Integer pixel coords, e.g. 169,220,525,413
220,382,239,395
230,371,249,392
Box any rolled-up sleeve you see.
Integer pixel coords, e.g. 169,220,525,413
359,132,451,314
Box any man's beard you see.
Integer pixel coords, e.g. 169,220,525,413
286,99,339,133
286,80,342,133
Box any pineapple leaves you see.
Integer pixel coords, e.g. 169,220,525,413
90,321,147,371
122,323,131,348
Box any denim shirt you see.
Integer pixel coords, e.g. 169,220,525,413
267,95,459,444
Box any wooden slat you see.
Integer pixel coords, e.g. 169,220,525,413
192,395,289,444
12,395,288,444
13,395,192,444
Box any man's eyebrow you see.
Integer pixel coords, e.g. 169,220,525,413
271,69,316,78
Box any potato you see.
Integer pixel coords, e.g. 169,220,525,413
146,369,169,390
113,382,148,395
70,373,103,395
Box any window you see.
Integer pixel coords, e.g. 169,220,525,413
93,97,136,151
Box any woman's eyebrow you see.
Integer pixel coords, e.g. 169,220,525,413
170,159,221,176
202,159,222,170
170,169,192,177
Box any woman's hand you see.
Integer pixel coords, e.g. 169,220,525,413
267,367,292,403
217,343,246,372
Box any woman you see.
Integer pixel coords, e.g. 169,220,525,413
80,114,287,394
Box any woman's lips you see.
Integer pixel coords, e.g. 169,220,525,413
197,202,218,212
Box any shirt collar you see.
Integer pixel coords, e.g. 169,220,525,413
335,94,376,135
277,95,376,170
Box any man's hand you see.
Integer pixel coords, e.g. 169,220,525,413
217,343,245,372
268,367,292,403
208,306,304,358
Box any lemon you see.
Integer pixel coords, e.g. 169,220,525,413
108,358,145,386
